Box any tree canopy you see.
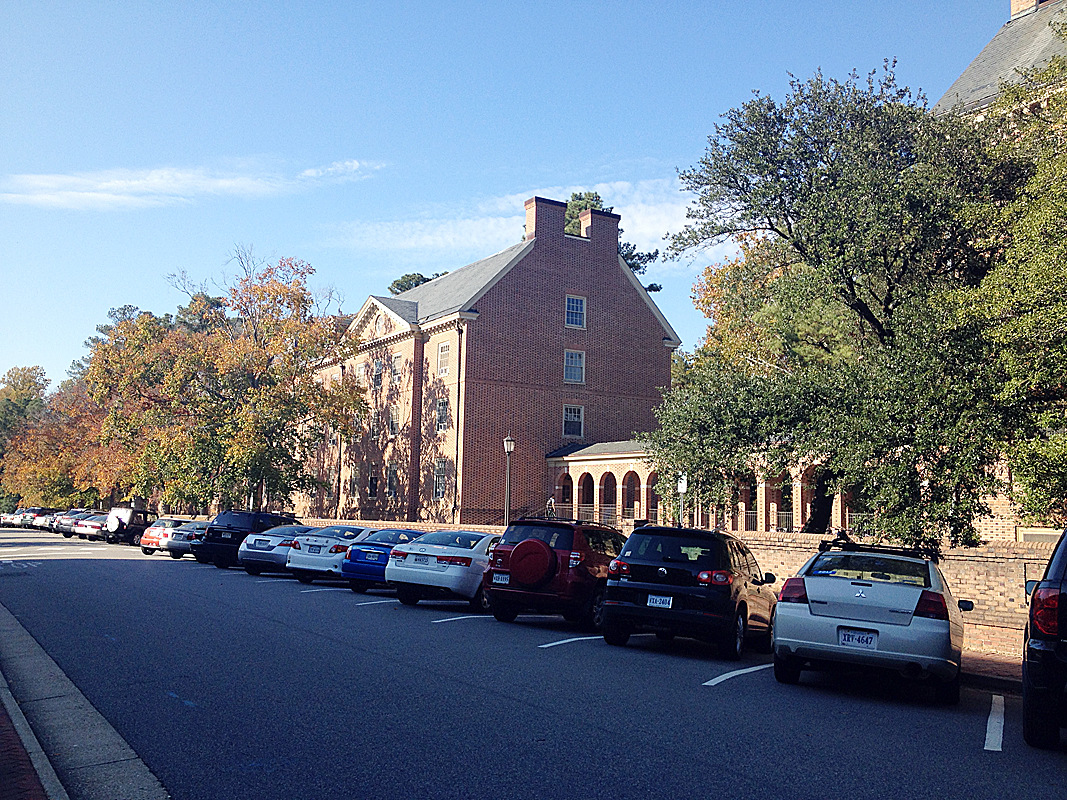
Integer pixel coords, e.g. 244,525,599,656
388,272,448,295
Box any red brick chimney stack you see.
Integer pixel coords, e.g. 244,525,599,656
523,196,567,240
1011,0,1041,18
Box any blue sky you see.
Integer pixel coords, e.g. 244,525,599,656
1,1,1007,388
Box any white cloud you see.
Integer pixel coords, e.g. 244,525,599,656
0,159,372,210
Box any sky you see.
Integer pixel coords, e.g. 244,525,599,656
0,1,1010,388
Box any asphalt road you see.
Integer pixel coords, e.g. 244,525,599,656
0,528,1063,800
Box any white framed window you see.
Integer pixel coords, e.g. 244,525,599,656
433,458,448,500
436,398,449,432
373,359,383,389
565,295,586,329
369,410,380,435
386,464,398,496
564,350,585,384
355,363,367,384
437,342,450,376
391,354,403,385
368,470,379,498
388,406,400,437
563,405,584,438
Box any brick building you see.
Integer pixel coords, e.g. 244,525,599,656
295,196,680,524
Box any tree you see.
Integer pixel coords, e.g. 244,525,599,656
388,272,447,295
648,65,1024,551
564,192,662,291
0,366,50,510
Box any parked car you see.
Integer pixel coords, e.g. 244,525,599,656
1022,527,1067,748
104,507,159,545
11,507,46,528
194,510,301,568
483,517,628,631
600,525,777,659
73,514,109,540
772,536,973,704
286,525,375,583
387,530,499,611
237,524,315,575
164,520,210,559
139,518,189,555
31,509,62,530
52,509,90,536
341,528,422,592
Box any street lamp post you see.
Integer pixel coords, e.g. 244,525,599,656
503,434,515,527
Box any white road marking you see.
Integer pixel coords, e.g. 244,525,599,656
432,615,493,623
354,599,398,606
703,663,774,686
255,579,290,584
299,587,346,593
538,636,602,649
984,694,1005,752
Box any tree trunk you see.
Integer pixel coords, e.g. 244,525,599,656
800,470,835,534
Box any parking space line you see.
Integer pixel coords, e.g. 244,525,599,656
538,636,602,649
299,587,347,593
702,663,773,686
432,615,493,623
255,579,290,584
354,599,398,606
984,694,1005,752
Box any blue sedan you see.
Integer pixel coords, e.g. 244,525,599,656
341,528,422,592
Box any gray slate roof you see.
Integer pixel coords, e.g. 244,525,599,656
934,0,1067,113
391,241,531,323
546,440,651,459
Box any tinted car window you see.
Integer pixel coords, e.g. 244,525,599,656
261,525,312,537
501,523,574,550
622,533,725,568
806,553,930,587
1043,530,1067,581
315,525,368,540
415,531,485,549
583,528,621,557
364,529,418,545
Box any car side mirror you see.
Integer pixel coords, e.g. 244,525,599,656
1025,580,1038,597
764,572,776,585
958,600,974,612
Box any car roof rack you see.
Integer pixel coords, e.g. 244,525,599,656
817,529,939,563
514,515,621,532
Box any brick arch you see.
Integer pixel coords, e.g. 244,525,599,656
599,472,618,526
622,470,641,521
645,472,661,524
577,473,595,521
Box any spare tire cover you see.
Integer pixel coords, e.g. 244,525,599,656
106,516,124,533
510,538,557,588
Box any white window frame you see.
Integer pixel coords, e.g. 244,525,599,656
436,398,449,432
391,354,403,385
373,359,383,389
386,464,398,497
565,295,586,329
564,350,585,384
437,342,450,377
563,405,584,438
388,405,400,437
369,410,380,435
433,459,448,500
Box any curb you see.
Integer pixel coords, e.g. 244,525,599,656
0,672,70,800
960,671,1022,695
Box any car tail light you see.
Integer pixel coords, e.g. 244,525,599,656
569,551,582,568
291,540,301,550
1031,586,1060,636
391,549,407,560
778,577,808,604
278,540,294,547
438,555,472,567
913,590,949,621
328,544,348,554
608,559,630,576
697,570,733,586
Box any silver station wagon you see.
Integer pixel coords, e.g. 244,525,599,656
772,536,973,704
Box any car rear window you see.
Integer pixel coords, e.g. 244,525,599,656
364,529,417,545
415,531,485,549
315,525,367,540
621,533,725,568
501,523,574,550
806,553,931,587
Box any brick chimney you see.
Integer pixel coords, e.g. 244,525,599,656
1011,0,1040,18
523,196,567,240
578,206,621,244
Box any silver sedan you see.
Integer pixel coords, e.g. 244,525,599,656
772,542,973,704
237,524,315,575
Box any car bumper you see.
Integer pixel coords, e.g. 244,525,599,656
386,563,481,599
238,549,290,569
287,553,347,576
774,605,960,680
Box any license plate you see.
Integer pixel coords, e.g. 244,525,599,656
839,628,878,649
255,539,269,548
492,573,509,585
221,532,231,539
647,594,673,609
309,545,321,554
365,551,380,561
414,555,429,565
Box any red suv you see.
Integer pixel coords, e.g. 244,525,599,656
483,518,628,631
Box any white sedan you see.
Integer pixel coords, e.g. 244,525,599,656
286,525,374,584
386,530,499,611
772,540,973,704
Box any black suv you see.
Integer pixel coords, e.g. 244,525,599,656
193,510,300,568
601,526,777,660
1023,527,1067,748
483,517,628,631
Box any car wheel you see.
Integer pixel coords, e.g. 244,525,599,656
1023,682,1061,748
213,555,229,569
492,600,519,623
349,580,369,593
934,671,961,706
603,621,632,647
581,586,607,633
396,586,421,606
244,564,262,576
194,553,209,564
169,551,183,560
468,585,491,613
62,532,73,539
773,652,802,685
754,613,775,655
655,631,675,642
720,609,746,661
141,546,155,556
296,572,314,584
132,532,142,547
